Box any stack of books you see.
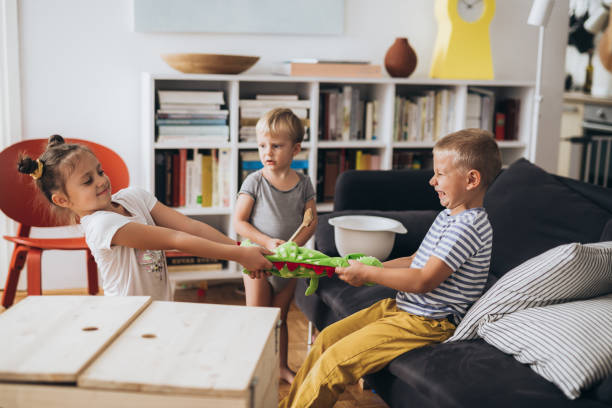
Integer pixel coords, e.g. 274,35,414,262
239,94,310,142
156,90,229,144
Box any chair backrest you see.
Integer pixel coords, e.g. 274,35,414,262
0,138,129,228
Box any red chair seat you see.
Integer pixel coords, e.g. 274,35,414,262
4,236,88,250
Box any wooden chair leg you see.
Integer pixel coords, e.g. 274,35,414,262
26,248,42,296
1,245,29,308
86,249,98,295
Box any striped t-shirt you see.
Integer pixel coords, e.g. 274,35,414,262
396,207,493,324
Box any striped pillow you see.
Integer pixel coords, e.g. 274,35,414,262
447,242,612,342
477,295,612,399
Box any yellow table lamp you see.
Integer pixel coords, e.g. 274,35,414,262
430,0,496,79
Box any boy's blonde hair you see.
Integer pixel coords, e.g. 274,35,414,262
255,108,304,144
434,128,501,188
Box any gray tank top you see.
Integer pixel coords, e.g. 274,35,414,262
238,170,316,241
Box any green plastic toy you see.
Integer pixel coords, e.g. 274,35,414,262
240,240,383,296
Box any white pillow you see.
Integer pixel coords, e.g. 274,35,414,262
477,294,612,399
447,242,612,342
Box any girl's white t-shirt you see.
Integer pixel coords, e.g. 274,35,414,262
81,187,172,301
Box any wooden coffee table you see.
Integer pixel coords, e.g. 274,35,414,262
0,296,280,407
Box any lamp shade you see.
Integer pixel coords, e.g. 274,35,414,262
528,0,554,27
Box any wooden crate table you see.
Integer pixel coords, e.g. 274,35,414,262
0,296,280,408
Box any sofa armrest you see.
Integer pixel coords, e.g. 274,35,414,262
334,170,443,212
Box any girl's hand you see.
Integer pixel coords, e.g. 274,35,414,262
266,238,285,252
335,260,370,287
239,246,273,275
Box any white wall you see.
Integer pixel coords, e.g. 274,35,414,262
6,0,569,290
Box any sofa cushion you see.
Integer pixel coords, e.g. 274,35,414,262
484,158,612,279
333,169,442,212
385,339,587,408
448,242,612,341
477,294,612,400
316,210,438,258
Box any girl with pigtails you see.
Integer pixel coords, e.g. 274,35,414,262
18,135,272,300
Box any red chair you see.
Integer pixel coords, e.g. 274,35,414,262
0,138,129,308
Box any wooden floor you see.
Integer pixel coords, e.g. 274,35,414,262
2,282,388,408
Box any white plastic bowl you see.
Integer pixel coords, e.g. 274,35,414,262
328,215,407,261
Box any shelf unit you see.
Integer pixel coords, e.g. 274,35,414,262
142,73,535,281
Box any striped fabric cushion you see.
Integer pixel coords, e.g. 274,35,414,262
477,294,612,399
447,242,612,342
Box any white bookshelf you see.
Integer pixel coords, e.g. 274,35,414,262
141,73,535,281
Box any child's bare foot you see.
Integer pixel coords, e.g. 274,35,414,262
280,366,296,384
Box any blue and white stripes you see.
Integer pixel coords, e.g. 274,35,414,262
396,208,492,323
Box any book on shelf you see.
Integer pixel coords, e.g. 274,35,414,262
156,118,227,126
158,125,230,136
279,62,382,78
158,90,224,106
165,251,220,265
240,107,308,120
157,104,223,113
156,135,229,144
469,87,495,133
494,112,506,141
255,94,299,100
167,263,224,273
201,152,213,207
239,99,311,110
156,110,228,119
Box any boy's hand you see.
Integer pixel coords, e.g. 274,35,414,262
238,246,273,276
335,260,370,287
265,238,285,252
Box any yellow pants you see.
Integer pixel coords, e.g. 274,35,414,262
279,298,456,408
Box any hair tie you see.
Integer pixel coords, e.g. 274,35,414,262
31,159,44,180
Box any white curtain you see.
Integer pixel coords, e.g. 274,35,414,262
0,0,22,289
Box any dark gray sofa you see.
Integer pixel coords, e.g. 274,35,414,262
295,158,612,408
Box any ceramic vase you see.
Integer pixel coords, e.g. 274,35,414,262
384,37,417,78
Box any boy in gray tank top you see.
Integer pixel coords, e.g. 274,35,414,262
233,108,317,384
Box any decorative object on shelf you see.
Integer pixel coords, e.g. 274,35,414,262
429,0,495,80
161,53,259,74
384,37,418,78
239,240,383,296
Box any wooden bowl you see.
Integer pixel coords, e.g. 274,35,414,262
161,53,260,74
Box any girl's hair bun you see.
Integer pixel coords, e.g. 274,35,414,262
48,134,65,148
17,155,39,175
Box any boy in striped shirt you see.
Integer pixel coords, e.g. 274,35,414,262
280,129,501,408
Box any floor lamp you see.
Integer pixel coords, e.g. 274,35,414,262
528,0,554,163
